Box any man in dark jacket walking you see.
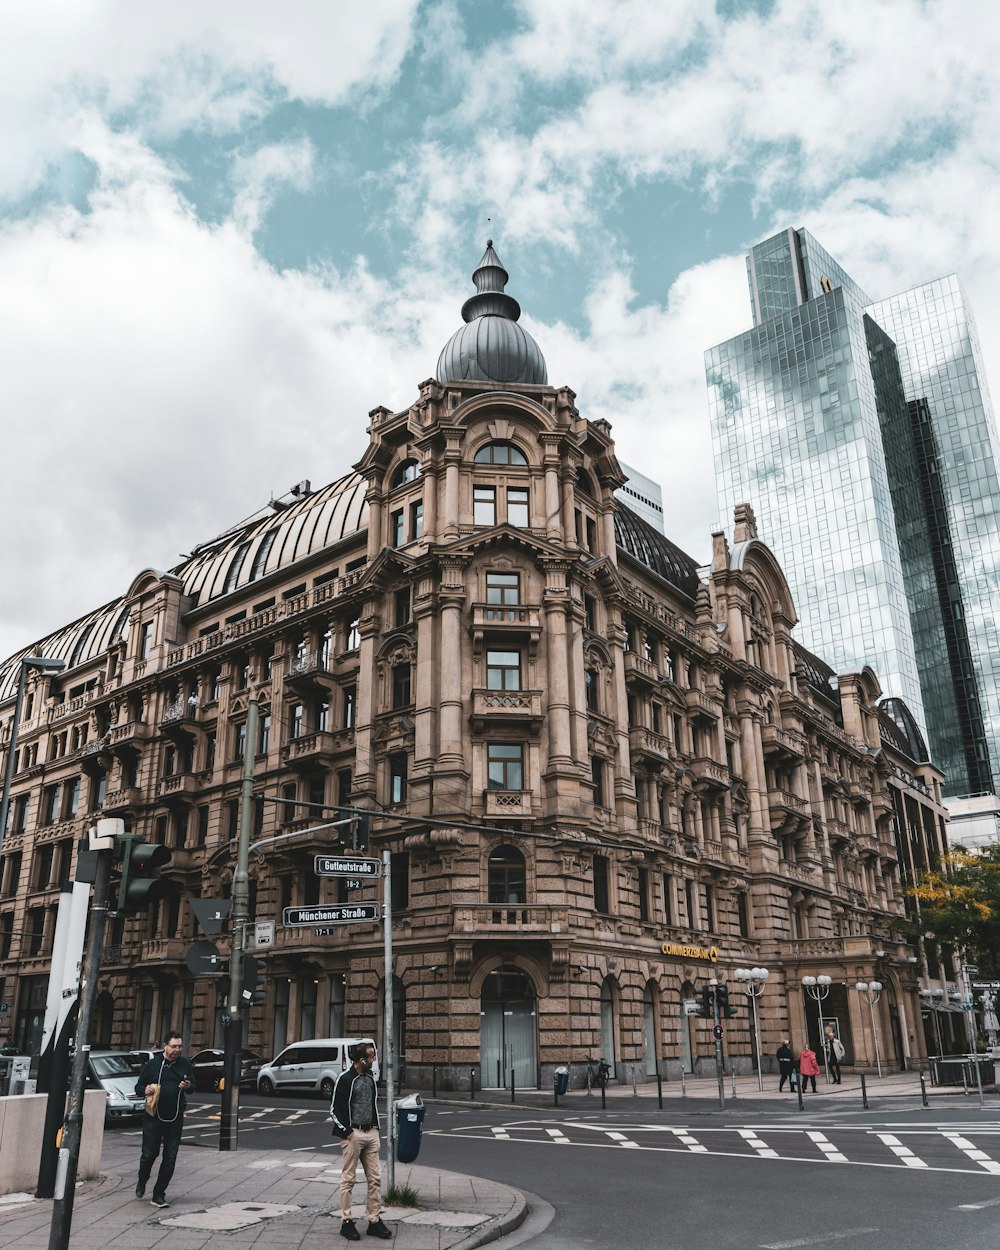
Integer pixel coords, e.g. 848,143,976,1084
331,1042,391,1240
134,1031,194,1208
776,1039,795,1092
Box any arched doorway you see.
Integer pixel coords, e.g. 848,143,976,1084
600,977,618,1080
679,981,696,1074
481,968,537,1090
643,981,659,1077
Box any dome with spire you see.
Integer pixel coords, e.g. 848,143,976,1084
436,241,548,387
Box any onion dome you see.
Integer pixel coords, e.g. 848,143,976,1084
436,240,548,386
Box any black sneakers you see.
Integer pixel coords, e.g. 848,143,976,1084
341,1220,361,1241
135,1181,145,1199
367,1218,392,1239
150,1196,169,1209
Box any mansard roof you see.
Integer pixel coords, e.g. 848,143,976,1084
613,504,700,599
0,472,369,700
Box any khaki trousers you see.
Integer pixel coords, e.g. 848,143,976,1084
340,1126,382,1221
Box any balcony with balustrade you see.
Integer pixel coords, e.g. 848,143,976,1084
767,787,811,836
141,937,188,967
623,651,658,687
470,689,543,732
157,772,205,805
285,650,334,695
451,902,565,936
471,603,542,654
691,756,729,790
685,688,721,720
761,722,807,763
483,790,534,819
109,722,152,752
281,730,352,770
628,726,673,768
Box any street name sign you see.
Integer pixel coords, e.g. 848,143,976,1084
972,981,1000,990
283,903,381,927
314,856,382,878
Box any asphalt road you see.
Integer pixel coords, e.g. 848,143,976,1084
112,1092,1000,1249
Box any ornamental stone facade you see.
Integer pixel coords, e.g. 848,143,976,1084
0,243,954,1087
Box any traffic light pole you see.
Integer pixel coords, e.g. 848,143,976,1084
221,694,258,1151
710,981,725,1111
48,846,112,1250
383,849,395,1193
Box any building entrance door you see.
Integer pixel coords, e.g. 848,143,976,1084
480,969,537,1089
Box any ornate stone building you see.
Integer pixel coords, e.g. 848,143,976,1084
0,243,952,1085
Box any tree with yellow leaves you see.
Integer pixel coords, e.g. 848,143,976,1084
908,846,1000,977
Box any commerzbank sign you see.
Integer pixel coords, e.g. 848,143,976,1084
661,941,718,963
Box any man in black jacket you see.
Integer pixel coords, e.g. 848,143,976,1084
133,1031,194,1208
330,1042,391,1240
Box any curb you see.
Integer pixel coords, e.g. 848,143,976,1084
449,1187,528,1250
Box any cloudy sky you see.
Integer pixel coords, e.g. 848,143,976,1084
2,0,999,662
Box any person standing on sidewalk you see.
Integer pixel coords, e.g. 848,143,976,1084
798,1043,821,1093
331,1042,392,1241
134,1031,194,1208
824,1026,844,1084
776,1039,795,1092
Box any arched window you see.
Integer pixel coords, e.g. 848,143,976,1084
488,845,526,905
474,441,527,466
392,459,421,487
576,468,595,497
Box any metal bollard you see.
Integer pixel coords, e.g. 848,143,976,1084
511,1067,515,1104
470,1068,475,1101
554,1074,559,1108
657,1072,663,1110
601,1079,606,1110
797,1079,804,1112
681,1067,687,1099
861,1073,868,1110
919,1070,928,1107
432,1066,437,1100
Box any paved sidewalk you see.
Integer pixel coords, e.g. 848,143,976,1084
0,1135,525,1250
431,1067,1000,1112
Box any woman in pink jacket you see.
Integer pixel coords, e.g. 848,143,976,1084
798,1044,821,1092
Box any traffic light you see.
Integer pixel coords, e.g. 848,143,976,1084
116,834,171,913
351,809,370,852
717,985,738,1018
698,984,713,1019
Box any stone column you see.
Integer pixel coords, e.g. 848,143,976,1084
443,459,460,538
438,566,467,774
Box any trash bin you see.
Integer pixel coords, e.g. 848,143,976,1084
396,1092,426,1163
554,1066,569,1096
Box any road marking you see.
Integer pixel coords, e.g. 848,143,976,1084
545,1128,570,1144
738,1128,778,1158
954,1196,1000,1211
281,1110,309,1123
873,1133,928,1168
492,1127,511,1140
760,1230,878,1249
806,1131,848,1163
664,1127,708,1153
942,1132,1000,1174
604,1131,640,1149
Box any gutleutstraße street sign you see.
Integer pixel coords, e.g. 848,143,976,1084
283,903,381,926
314,855,382,877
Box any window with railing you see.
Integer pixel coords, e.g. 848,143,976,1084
487,743,523,791
488,845,527,923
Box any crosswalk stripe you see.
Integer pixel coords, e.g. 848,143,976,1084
738,1128,778,1158
605,1131,640,1149
874,1133,928,1168
942,1132,1000,1174
546,1128,570,1144
806,1131,847,1163
664,1127,708,1153
492,1127,510,1140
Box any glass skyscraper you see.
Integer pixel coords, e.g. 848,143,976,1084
706,228,1000,803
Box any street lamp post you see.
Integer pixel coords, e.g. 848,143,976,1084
921,987,944,1058
735,966,769,1091
0,655,65,853
801,975,833,1083
856,980,883,1077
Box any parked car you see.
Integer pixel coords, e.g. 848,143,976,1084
189,1048,265,1092
256,1038,379,1098
85,1051,147,1125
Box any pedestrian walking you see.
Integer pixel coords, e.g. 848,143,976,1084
776,1038,795,1092
799,1043,821,1093
134,1031,194,1208
824,1026,845,1084
330,1042,392,1241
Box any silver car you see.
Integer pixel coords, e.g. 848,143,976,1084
86,1050,147,1125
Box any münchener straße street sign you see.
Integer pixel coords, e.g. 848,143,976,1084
314,855,382,877
283,903,381,926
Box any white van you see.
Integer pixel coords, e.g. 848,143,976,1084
256,1038,379,1097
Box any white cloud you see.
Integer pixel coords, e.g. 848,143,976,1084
0,0,420,199
0,124,457,660
230,138,316,239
